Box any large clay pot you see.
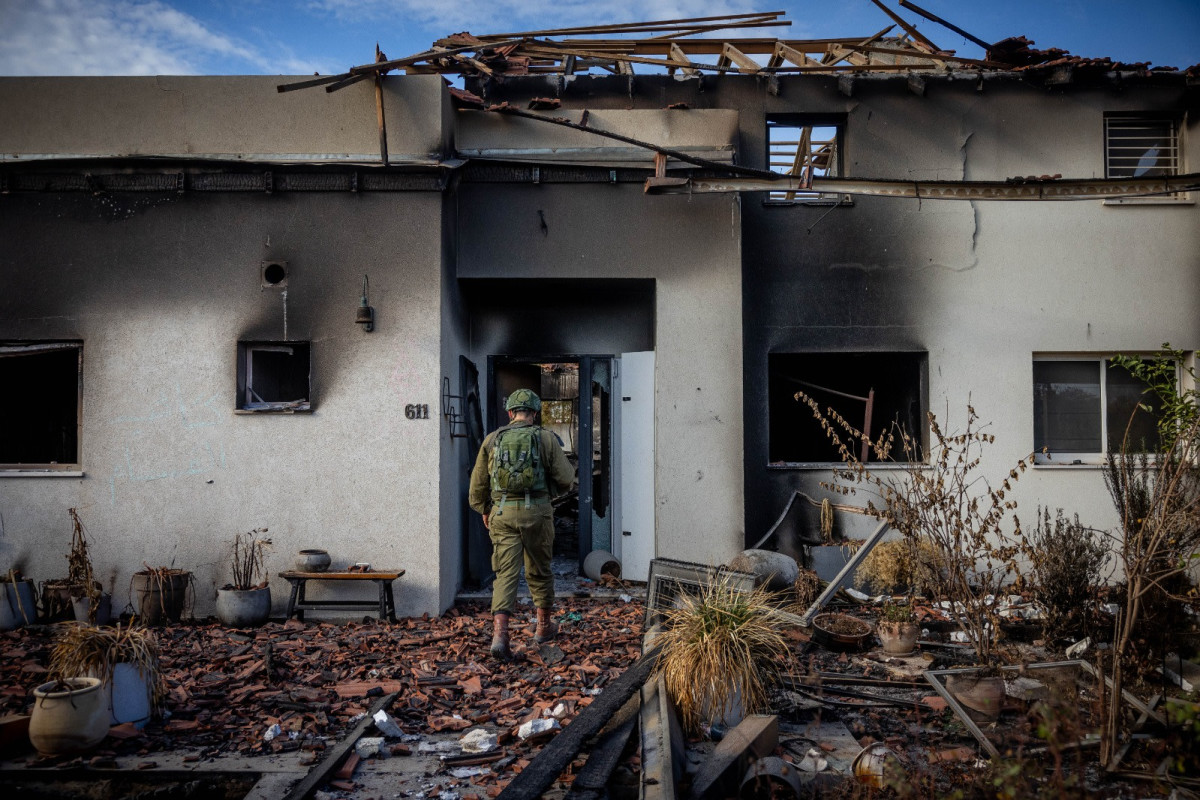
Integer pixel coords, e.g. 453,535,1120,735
29,677,109,756
876,620,920,655
216,586,271,627
945,672,1005,719
131,571,190,625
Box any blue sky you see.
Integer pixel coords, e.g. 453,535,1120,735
1,0,1197,76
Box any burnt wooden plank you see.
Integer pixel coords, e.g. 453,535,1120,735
281,691,399,800
496,646,660,800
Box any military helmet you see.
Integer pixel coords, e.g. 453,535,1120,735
505,388,542,413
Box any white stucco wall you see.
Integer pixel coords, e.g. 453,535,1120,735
456,185,746,568
0,75,455,617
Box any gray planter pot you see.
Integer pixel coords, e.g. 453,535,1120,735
215,586,271,627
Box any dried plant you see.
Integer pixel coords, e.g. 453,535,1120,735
49,623,165,713
795,392,1032,667
792,568,820,608
132,565,193,623
65,508,102,620
1099,346,1200,769
853,538,944,597
1028,507,1110,641
228,528,271,590
654,581,793,735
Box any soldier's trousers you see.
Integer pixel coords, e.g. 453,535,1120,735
489,502,555,614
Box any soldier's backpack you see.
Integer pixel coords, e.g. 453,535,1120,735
490,426,547,507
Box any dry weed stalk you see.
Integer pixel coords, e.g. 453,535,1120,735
49,623,165,713
229,528,271,590
654,581,792,734
1100,348,1200,769
66,507,102,620
795,392,1032,667
854,538,944,597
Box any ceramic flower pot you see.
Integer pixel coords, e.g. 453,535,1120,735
131,570,190,625
215,586,271,627
876,619,920,655
29,677,109,756
945,672,1005,719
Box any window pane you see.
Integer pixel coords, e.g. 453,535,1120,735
0,346,80,465
1105,360,1164,452
1033,361,1101,453
1105,118,1178,178
769,352,925,463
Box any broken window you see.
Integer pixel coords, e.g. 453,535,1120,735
236,342,311,412
0,342,82,470
1033,357,1167,464
766,118,843,203
768,352,926,465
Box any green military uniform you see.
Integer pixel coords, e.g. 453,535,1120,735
469,419,576,615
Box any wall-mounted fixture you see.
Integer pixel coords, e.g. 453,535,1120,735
261,260,288,288
356,275,375,333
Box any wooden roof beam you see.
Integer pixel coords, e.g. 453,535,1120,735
867,0,940,53
476,12,787,39
768,42,825,69
668,43,700,76
720,43,764,73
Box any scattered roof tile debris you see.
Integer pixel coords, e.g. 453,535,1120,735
0,596,644,794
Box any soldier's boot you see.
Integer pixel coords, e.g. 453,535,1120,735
490,613,512,660
534,607,558,644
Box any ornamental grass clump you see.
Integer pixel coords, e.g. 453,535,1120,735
655,581,792,735
49,623,166,713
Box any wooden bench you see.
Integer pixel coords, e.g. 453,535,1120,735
278,570,405,622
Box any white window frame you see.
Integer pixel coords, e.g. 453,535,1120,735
1032,354,1176,465
1103,113,1190,205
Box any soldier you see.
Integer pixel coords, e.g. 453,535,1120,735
469,389,576,660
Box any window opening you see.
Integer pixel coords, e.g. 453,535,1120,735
767,120,841,202
1104,116,1180,179
0,342,82,469
1033,357,1167,463
237,341,311,412
769,352,926,465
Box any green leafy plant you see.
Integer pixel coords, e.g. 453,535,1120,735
879,599,915,623
654,581,793,735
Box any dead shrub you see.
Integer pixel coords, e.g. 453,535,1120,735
1028,507,1110,641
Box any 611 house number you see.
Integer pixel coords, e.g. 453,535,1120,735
404,404,430,420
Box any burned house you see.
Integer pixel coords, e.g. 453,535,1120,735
1,19,1197,618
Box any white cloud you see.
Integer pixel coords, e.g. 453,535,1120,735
0,0,329,75
312,0,764,39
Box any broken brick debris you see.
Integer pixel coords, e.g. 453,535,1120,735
0,597,644,795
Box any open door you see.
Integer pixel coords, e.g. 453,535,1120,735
613,351,655,583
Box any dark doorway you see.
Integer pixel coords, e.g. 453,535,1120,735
488,356,614,568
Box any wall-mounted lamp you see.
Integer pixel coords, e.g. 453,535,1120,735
356,275,375,333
